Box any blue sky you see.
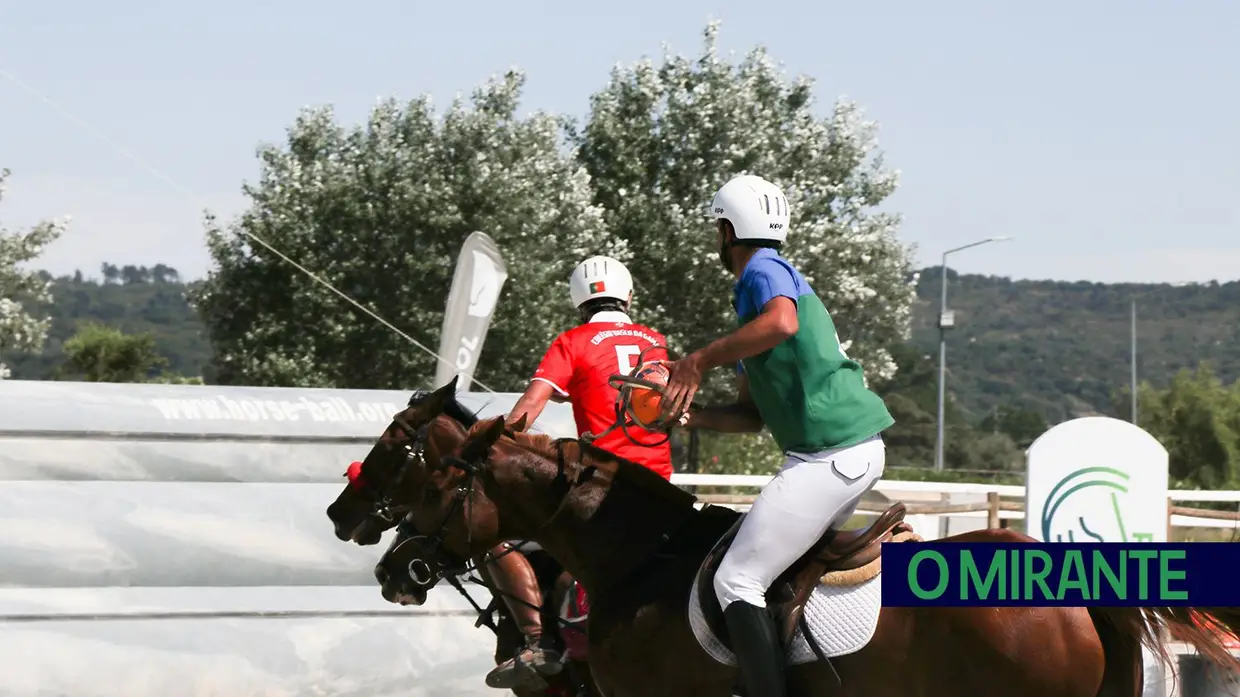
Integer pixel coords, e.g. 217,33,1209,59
1,0,1236,284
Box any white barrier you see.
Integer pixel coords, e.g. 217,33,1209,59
0,380,580,697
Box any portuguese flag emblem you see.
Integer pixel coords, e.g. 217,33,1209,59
589,281,606,294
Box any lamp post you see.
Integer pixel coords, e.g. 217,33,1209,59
1130,298,1137,424
935,236,1012,472
1130,282,1189,426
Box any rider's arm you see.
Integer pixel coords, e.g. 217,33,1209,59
506,380,556,430
684,373,764,433
687,256,800,372
688,296,798,372
509,334,573,430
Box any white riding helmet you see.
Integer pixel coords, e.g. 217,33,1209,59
709,174,791,243
569,255,633,308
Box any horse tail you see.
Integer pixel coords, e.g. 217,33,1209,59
1086,607,1144,697
1089,607,1240,679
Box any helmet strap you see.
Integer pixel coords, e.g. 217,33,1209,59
578,298,628,324
717,219,736,273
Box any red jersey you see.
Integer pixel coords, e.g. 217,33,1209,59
532,312,674,480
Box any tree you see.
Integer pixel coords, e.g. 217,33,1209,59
978,405,1048,450
59,322,168,383
871,342,1019,468
574,21,916,403
575,22,915,475
0,168,68,379
1136,364,1240,489
120,265,150,285
191,71,610,390
151,264,180,284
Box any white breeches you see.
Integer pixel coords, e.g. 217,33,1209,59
713,434,886,611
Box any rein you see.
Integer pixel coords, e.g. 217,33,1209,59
389,435,587,636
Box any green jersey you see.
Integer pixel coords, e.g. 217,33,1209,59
732,249,894,453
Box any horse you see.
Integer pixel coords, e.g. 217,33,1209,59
324,382,485,545
365,388,1240,697
323,377,599,697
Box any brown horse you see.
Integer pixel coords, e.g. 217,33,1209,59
323,378,599,697
368,391,1240,697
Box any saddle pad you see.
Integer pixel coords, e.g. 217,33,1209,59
688,572,882,666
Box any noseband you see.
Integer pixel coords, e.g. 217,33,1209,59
384,416,481,587
367,416,433,523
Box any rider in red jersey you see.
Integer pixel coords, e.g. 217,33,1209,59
478,255,675,691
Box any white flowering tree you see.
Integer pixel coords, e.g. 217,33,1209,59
0,168,67,380
192,71,613,390
575,22,916,472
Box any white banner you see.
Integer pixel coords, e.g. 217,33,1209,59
434,231,508,391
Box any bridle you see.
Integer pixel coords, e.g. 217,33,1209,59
365,415,433,523
365,411,494,589
381,432,587,637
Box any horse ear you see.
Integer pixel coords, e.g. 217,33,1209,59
460,416,508,464
438,374,459,396
483,415,507,444
509,413,529,433
421,375,459,414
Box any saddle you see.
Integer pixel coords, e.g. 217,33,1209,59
696,502,915,651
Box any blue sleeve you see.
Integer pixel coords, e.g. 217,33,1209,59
736,361,745,375
743,257,801,313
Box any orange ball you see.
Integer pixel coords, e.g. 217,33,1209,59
627,362,670,427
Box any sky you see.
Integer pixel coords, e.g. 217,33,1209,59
1,0,1236,285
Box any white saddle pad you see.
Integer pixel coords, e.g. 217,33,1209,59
688,571,882,666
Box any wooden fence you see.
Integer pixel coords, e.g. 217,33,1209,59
692,492,1240,538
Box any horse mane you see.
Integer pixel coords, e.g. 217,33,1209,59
408,389,480,427
467,416,697,510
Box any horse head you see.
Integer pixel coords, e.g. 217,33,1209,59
372,412,593,604
324,374,474,547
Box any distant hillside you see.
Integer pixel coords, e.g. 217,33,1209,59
2,265,211,381
911,269,1240,421
6,264,1240,426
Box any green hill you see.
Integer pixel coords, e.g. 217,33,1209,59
6,263,1239,429
911,268,1240,422
2,265,212,382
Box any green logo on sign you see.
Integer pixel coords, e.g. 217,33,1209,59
1041,466,1153,543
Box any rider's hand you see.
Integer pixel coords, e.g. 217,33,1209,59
660,354,703,424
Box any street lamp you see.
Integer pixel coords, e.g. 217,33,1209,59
1130,282,1190,425
935,236,1012,472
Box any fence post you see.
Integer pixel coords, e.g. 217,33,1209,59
986,491,1000,529
1166,496,1174,542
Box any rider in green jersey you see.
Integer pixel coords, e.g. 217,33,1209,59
661,174,895,697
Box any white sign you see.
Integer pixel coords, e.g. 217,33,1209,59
1025,416,1168,543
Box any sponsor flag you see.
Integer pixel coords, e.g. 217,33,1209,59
434,231,507,391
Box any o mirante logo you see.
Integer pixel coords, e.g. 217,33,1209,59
1041,466,1154,543
878,542,1232,607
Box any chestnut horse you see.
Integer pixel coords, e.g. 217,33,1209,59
323,379,598,697
363,381,1240,697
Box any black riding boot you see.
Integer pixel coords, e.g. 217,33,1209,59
724,601,787,697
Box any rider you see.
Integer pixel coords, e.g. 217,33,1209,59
660,174,895,697
481,254,675,690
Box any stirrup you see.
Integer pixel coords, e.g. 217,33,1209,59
485,641,563,690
